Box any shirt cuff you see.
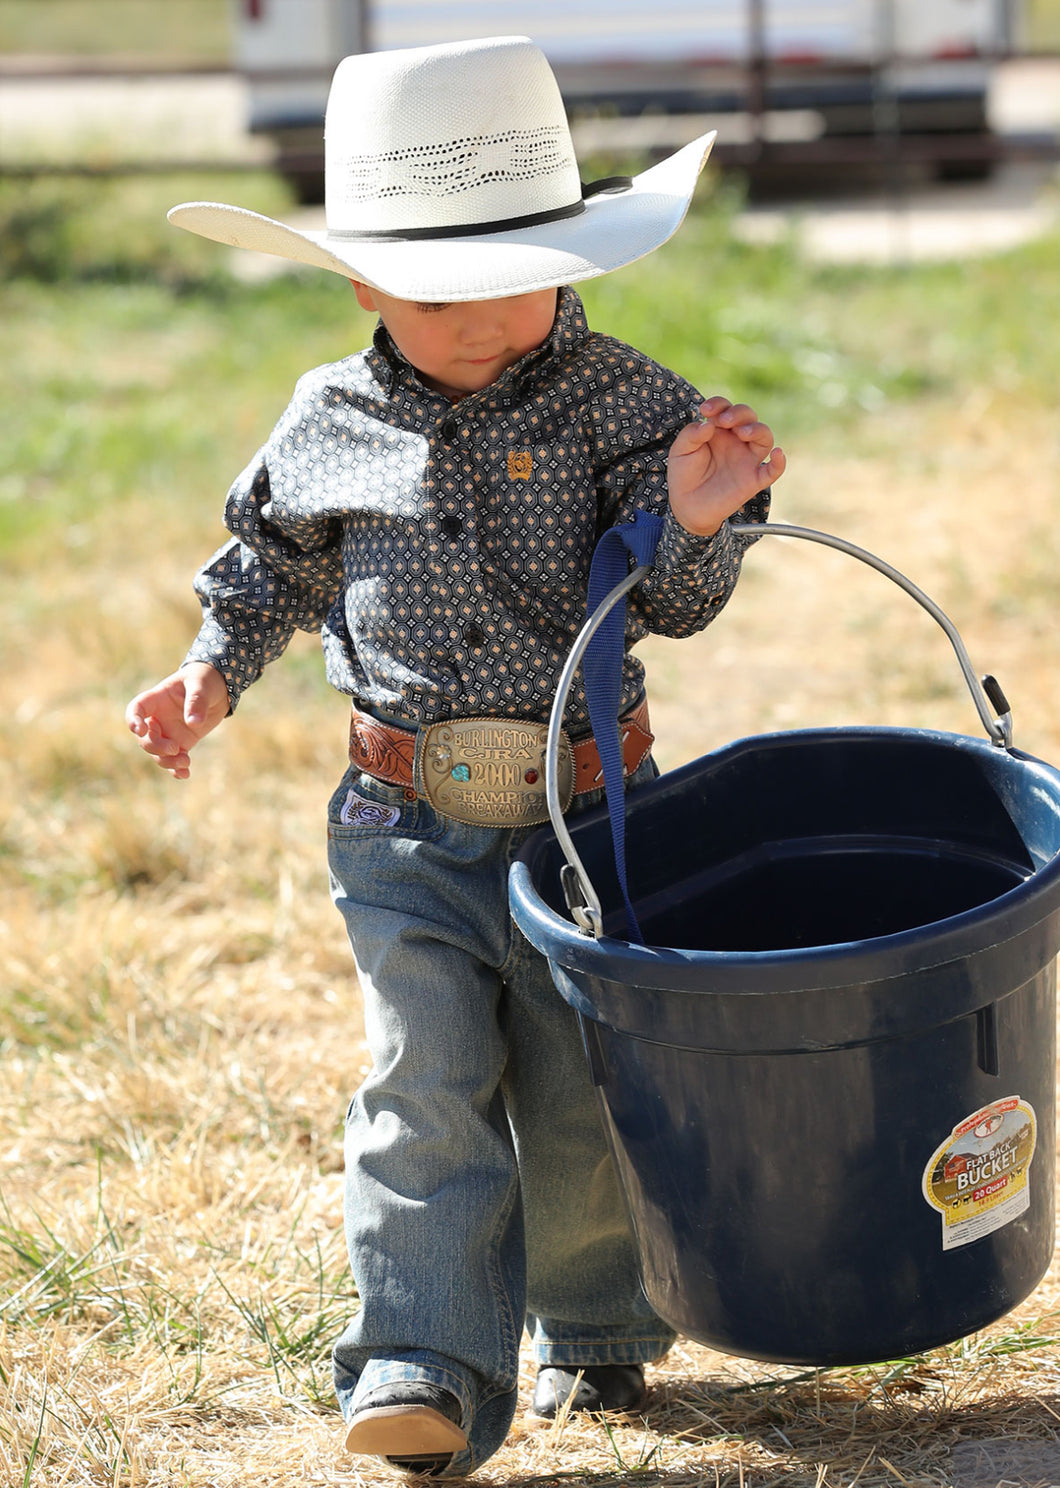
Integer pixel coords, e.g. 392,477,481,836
653,504,737,579
183,623,256,713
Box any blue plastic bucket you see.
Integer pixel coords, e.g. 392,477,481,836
508,527,1060,1366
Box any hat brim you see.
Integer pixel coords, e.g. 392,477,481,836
168,133,715,301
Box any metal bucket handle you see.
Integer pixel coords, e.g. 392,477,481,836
546,521,1015,938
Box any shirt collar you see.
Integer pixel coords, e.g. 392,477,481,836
363,285,591,403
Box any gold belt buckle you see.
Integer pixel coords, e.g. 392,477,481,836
416,717,575,827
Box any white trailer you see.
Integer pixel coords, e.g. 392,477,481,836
231,0,1021,198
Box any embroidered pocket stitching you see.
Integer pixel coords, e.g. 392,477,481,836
339,788,402,828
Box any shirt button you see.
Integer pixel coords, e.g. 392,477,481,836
440,515,463,539
441,415,459,440
463,623,485,648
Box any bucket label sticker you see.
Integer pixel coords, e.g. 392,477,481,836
922,1097,1037,1252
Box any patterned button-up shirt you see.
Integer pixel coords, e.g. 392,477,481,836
186,287,768,734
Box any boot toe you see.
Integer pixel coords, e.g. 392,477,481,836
532,1363,647,1419
345,1383,467,1475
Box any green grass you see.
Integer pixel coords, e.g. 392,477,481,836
1027,0,1060,48
582,181,1060,430
0,173,371,551
3,169,1060,564
0,0,232,61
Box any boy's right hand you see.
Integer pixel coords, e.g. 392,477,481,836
125,662,230,780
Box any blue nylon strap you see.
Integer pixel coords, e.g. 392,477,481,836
582,510,665,943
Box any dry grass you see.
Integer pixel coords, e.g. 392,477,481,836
642,386,1060,771
4,354,1060,1486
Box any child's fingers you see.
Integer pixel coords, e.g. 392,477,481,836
674,398,786,491
125,698,151,736
733,419,777,453
133,715,181,761
705,400,755,428
159,751,192,780
145,725,192,778
685,415,781,462
758,445,786,480
695,402,777,452
697,396,733,421
669,417,716,457
674,397,744,450
184,688,208,728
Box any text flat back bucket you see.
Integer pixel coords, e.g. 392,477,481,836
509,525,1060,1366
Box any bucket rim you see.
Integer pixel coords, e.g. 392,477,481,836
509,726,1060,998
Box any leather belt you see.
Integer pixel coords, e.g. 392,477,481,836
348,697,653,826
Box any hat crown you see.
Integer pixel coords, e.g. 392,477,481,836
324,36,583,237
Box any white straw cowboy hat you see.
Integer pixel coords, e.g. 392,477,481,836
168,34,716,302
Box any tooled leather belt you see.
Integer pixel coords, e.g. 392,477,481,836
348,697,653,828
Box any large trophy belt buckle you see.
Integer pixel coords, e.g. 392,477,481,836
416,717,575,827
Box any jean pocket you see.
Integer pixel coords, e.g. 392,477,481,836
327,766,438,841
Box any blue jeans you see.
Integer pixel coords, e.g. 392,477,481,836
327,756,673,1474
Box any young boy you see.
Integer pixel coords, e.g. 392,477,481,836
126,35,785,1477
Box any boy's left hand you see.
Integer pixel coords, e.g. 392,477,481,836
667,396,786,537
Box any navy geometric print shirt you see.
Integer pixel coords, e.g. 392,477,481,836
186,287,769,734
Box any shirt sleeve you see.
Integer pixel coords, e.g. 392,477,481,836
589,348,771,641
184,412,344,709
637,487,770,638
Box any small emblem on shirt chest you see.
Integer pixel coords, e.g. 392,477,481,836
507,450,533,481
